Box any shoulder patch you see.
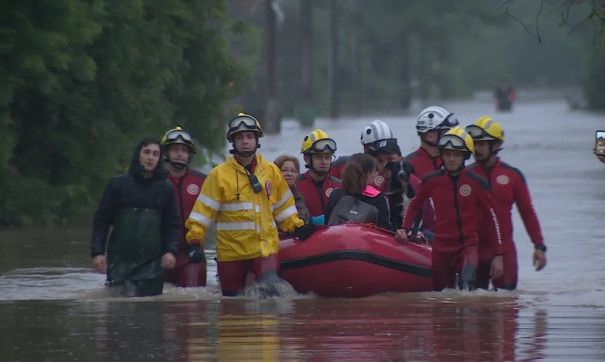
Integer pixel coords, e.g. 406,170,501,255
501,162,526,183
466,170,491,191
422,169,445,183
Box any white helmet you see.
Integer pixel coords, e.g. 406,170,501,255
360,120,394,145
416,106,459,134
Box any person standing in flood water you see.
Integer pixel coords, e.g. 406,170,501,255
466,117,547,290
296,129,342,224
185,113,313,297
160,127,207,287
90,137,179,297
404,106,460,180
395,127,503,291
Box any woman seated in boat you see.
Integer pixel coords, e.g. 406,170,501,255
325,153,393,230
274,154,310,223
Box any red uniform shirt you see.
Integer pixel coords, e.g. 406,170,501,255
404,147,443,179
166,168,206,252
468,160,544,254
402,169,502,255
296,172,342,217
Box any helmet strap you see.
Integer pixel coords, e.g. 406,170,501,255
168,160,188,170
305,153,331,177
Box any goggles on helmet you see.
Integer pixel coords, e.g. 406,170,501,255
309,138,337,153
165,130,192,143
228,116,259,132
465,125,496,140
438,113,460,129
438,134,467,151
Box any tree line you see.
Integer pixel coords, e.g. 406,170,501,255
1,0,603,227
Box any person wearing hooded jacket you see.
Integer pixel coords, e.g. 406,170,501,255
91,137,180,297
185,113,313,297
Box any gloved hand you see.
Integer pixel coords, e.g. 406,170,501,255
295,223,315,240
187,243,205,263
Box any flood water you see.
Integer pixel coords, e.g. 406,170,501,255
1,89,604,361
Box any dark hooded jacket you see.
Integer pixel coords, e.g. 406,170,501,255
91,138,180,259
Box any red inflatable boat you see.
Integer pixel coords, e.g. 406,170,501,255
278,223,432,297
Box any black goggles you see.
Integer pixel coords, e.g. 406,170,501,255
310,138,337,153
438,134,467,150
465,125,495,140
248,174,263,193
165,130,192,143
438,113,460,129
228,116,258,131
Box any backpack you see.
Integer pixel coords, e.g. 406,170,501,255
327,195,379,226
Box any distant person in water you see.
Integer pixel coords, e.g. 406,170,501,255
494,80,516,112
91,137,179,297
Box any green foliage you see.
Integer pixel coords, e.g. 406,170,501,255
0,0,247,227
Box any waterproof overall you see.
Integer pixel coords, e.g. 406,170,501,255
107,208,164,297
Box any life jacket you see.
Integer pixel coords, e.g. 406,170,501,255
327,195,378,226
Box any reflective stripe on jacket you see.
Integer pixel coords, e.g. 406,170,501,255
185,154,304,262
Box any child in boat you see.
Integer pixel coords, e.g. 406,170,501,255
325,153,393,230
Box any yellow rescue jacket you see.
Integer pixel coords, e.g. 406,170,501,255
185,153,304,261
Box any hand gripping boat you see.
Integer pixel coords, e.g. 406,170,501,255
279,223,432,297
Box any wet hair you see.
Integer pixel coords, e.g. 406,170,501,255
140,137,161,149
274,154,301,173
342,153,376,195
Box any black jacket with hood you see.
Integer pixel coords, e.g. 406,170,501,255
91,138,180,258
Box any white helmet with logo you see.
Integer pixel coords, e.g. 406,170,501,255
360,120,394,145
416,106,459,134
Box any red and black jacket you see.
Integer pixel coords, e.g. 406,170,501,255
402,168,502,255
166,168,206,252
404,147,443,179
296,172,342,218
468,160,544,255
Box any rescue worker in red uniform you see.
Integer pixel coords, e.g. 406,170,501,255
395,127,503,291
161,127,208,287
404,106,460,179
296,129,342,224
185,113,313,296
466,117,547,290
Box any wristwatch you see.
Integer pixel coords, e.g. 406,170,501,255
534,244,547,252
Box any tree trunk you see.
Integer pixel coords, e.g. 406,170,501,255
329,0,339,119
400,28,411,109
298,0,315,127
264,0,280,133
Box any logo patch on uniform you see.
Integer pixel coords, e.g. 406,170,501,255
186,184,200,195
374,175,385,186
496,175,509,185
326,187,334,198
459,184,471,197
265,181,272,197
